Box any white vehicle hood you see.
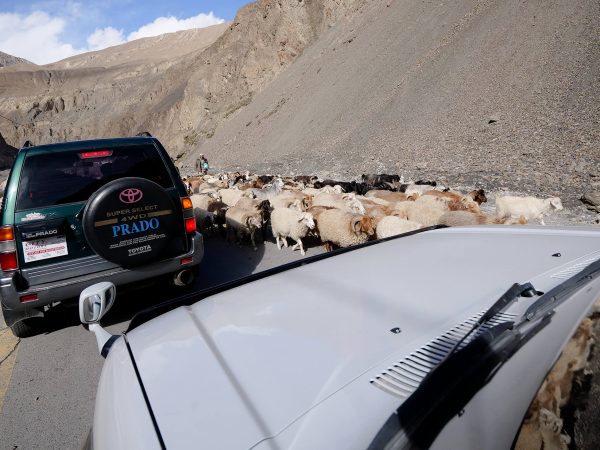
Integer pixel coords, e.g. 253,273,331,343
126,226,600,449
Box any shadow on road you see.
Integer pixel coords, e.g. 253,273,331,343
95,234,270,332
20,230,327,338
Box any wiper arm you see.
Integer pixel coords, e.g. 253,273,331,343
445,282,536,358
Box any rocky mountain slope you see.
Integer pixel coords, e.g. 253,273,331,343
0,0,598,209
0,51,32,68
0,0,362,159
193,0,600,208
0,22,230,154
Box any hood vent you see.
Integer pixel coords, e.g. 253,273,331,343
370,310,517,399
550,251,600,280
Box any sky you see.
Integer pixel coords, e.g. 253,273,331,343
0,0,250,64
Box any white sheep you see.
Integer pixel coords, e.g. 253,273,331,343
439,210,527,226
219,188,253,207
302,185,343,196
317,209,375,250
270,191,313,211
376,216,423,239
225,205,263,250
407,204,446,226
414,194,450,210
270,208,315,256
249,178,284,201
403,184,441,196
495,196,563,225
364,190,409,203
313,192,366,214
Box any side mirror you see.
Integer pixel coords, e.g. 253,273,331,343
79,282,116,324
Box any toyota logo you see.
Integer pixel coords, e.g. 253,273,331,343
119,188,143,204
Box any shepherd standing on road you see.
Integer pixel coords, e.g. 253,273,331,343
200,154,209,175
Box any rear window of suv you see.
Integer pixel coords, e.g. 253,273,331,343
16,144,174,211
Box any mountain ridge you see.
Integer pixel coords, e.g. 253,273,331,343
0,51,33,68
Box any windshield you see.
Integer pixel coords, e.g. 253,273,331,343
16,144,174,211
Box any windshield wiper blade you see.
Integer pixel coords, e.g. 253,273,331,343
445,282,536,358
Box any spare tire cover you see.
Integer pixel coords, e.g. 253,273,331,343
83,177,179,267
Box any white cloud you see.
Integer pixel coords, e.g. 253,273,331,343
0,10,225,65
87,26,125,51
127,12,224,41
0,11,84,64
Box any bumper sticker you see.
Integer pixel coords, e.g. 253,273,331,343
22,235,68,263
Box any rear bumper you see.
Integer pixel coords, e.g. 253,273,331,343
0,232,204,326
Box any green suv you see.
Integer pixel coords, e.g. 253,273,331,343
0,136,203,337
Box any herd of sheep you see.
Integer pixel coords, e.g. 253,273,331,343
186,172,564,254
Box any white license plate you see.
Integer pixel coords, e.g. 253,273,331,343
22,235,69,263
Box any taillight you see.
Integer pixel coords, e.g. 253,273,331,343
180,257,193,265
182,197,196,233
0,225,14,241
0,225,18,271
181,197,193,210
185,217,196,234
0,251,18,271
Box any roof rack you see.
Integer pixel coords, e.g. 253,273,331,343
136,131,152,137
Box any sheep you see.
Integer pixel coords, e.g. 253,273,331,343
470,189,487,205
365,190,409,202
362,174,402,186
376,216,423,239
407,204,446,226
190,194,221,235
388,201,414,219
220,188,253,207
304,205,334,237
439,210,527,226
313,179,357,193
313,192,367,214
317,209,375,251
270,208,315,256
235,197,272,241
302,185,343,196
182,177,193,196
207,201,229,236
403,183,440,196
414,195,450,210
496,196,563,225
422,190,481,213
197,188,221,199
249,177,284,201
270,191,313,211
225,205,263,250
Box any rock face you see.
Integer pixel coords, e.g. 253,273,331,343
0,0,361,158
0,51,32,68
581,193,600,213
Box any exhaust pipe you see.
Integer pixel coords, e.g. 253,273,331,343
173,269,194,287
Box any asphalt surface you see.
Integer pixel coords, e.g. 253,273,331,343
0,235,324,450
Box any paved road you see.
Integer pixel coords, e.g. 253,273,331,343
0,236,323,450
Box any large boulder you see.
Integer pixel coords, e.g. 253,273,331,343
581,192,600,213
